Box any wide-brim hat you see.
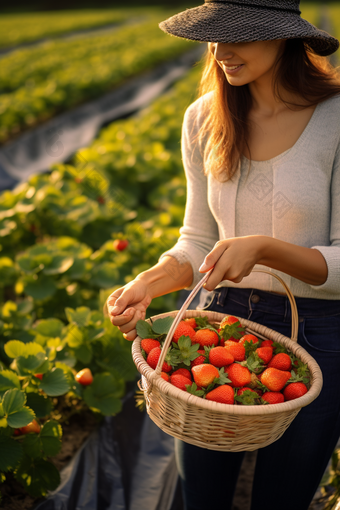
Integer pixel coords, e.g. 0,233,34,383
159,0,339,57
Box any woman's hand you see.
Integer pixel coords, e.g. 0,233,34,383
198,236,265,291
107,279,152,341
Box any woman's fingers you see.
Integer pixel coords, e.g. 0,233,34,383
199,241,229,273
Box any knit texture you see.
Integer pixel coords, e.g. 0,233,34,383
159,93,340,299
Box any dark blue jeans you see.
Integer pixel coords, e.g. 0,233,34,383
175,287,340,510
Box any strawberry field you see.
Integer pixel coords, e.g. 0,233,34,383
0,2,339,509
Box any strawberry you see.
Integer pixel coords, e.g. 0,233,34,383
256,346,273,365
19,419,41,434
190,350,206,368
172,368,192,380
192,328,219,348
209,346,234,368
75,368,93,386
261,392,285,404
225,363,251,388
184,318,197,329
206,385,234,404
141,338,161,355
235,388,260,405
239,334,259,347
283,382,308,401
191,364,219,388
147,347,172,373
173,322,196,344
160,372,170,382
261,368,291,392
261,339,274,348
224,341,246,362
170,374,192,391
113,239,128,251
219,315,245,342
34,373,43,380
268,353,292,371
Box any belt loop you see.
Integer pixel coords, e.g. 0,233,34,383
217,286,228,306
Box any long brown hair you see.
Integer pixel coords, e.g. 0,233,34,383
197,39,340,182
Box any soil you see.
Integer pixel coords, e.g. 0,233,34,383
0,409,101,510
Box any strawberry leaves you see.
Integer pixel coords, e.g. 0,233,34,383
170,336,200,367
220,320,245,341
235,390,260,406
136,317,174,341
185,382,205,397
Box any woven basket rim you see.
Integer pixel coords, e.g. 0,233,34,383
132,309,323,417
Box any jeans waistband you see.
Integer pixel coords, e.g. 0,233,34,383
213,287,340,318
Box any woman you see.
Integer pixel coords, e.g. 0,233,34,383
108,1,340,508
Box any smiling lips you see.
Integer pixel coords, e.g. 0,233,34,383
222,63,244,74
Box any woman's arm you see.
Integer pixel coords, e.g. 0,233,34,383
199,235,328,291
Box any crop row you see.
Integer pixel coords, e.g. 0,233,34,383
0,8,132,50
0,16,196,144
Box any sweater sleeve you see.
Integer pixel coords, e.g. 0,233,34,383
158,97,220,291
309,144,340,295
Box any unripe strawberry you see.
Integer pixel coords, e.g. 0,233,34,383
19,419,41,435
141,338,161,355
206,385,234,404
75,368,93,386
170,374,192,391
191,364,219,388
172,368,192,380
192,328,219,348
173,322,196,344
209,346,234,368
147,347,172,373
283,382,308,401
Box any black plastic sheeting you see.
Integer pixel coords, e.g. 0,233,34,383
0,46,204,192
34,384,184,510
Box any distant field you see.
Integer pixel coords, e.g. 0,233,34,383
328,4,340,62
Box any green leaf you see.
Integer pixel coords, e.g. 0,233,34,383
34,319,64,338
83,372,124,416
2,388,26,414
15,456,60,497
65,307,91,327
0,436,23,471
16,353,48,375
26,393,53,418
151,317,174,335
89,262,119,289
23,420,62,458
39,368,70,396
64,325,84,348
7,407,36,429
73,344,92,364
43,255,74,275
136,320,159,339
5,340,44,359
235,389,260,405
23,274,57,300
0,370,20,392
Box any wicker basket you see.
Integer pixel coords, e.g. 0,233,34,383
132,270,323,452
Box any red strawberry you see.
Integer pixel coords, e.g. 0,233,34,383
262,392,285,404
19,419,41,435
239,334,259,346
184,318,197,329
224,341,246,362
192,329,219,348
209,346,234,368
147,347,172,373
261,368,291,392
237,387,258,397
261,339,274,348
172,368,192,380
170,374,192,391
206,385,234,404
268,353,292,371
34,373,43,380
113,239,128,251
190,350,206,368
256,346,273,365
219,315,245,342
283,382,308,401
191,364,219,388
160,372,170,382
141,338,161,355
225,363,251,388
173,322,196,344
75,368,93,386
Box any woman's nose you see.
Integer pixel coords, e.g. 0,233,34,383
211,42,234,62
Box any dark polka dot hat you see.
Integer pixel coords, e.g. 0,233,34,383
159,0,339,56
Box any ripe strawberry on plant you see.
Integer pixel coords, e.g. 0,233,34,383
113,239,129,251
283,382,308,401
206,385,234,404
75,368,93,386
170,374,192,391
147,347,172,373
173,322,196,344
141,338,161,355
225,363,251,388
235,388,260,405
268,353,292,371
224,341,245,362
34,373,44,380
192,328,219,348
190,350,206,368
170,336,201,367
209,346,234,368
184,318,197,329
219,315,245,342
261,392,285,404
256,346,274,365
191,364,220,388
172,368,192,380
261,368,291,392
19,419,41,435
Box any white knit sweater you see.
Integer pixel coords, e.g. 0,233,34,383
159,92,340,299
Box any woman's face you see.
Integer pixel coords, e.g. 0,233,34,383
209,39,286,87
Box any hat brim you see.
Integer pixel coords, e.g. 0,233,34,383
159,4,339,57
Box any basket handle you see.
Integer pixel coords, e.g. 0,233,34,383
155,268,299,376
